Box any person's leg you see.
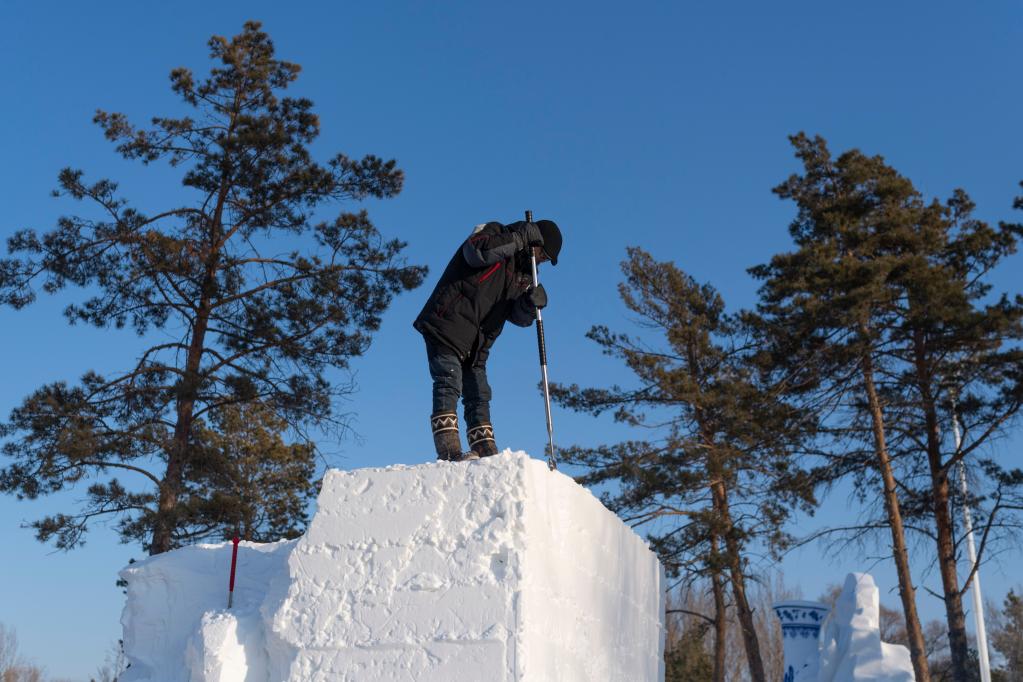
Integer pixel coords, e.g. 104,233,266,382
462,358,498,457
425,338,464,460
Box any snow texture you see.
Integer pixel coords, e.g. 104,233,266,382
817,573,915,682
119,451,666,681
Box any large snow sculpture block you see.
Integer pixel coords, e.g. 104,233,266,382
119,452,666,682
268,451,666,681
817,573,915,682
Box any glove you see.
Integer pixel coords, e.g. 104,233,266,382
526,283,548,309
513,221,544,247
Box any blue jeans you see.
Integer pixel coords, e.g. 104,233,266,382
425,337,492,427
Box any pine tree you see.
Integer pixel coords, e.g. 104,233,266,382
752,133,1023,681
884,186,1023,681
750,133,934,680
177,401,317,544
665,625,714,682
991,590,1023,681
551,247,813,682
0,22,426,555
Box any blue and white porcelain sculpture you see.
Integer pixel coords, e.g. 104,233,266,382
773,600,830,682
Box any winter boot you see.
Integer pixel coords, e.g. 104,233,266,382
431,412,462,461
431,413,479,462
467,422,499,458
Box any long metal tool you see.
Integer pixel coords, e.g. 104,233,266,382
525,209,557,470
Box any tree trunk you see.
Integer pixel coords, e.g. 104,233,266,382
688,342,764,681
929,465,972,682
860,348,931,681
913,330,972,681
150,309,210,555
712,479,767,682
150,164,231,555
710,534,728,682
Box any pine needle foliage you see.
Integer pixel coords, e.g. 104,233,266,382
0,22,426,554
750,132,1023,682
550,247,814,682
182,401,317,544
991,590,1023,681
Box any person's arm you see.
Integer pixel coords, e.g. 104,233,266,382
461,221,543,268
508,283,547,327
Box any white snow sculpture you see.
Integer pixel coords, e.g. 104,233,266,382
772,600,829,681
817,572,915,682
121,539,293,682
119,451,666,681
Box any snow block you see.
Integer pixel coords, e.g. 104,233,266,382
119,452,666,681
185,612,256,682
120,539,294,682
817,573,915,682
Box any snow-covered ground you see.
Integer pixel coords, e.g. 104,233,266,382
118,451,666,681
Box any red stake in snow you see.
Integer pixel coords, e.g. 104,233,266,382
227,536,240,609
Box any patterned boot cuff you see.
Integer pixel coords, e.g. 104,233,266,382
431,412,458,434
467,423,495,447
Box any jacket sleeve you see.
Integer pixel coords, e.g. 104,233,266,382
461,222,529,268
508,291,537,327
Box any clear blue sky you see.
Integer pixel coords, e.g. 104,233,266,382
2,1,1021,679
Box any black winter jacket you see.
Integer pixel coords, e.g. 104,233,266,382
413,221,538,364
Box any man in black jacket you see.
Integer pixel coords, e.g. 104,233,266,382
414,219,562,461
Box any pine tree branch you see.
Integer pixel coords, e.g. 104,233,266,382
75,461,161,486
944,408,1021,475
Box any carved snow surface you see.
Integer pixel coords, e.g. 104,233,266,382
120,538,294,682
817,573,915,682
119,451,666,681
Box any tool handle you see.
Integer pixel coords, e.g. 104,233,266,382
525,209,557,470
228,536,240,608
536,317,547,366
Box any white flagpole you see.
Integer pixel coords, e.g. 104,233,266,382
950,399,991,682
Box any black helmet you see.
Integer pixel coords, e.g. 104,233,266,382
537,220,562,266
